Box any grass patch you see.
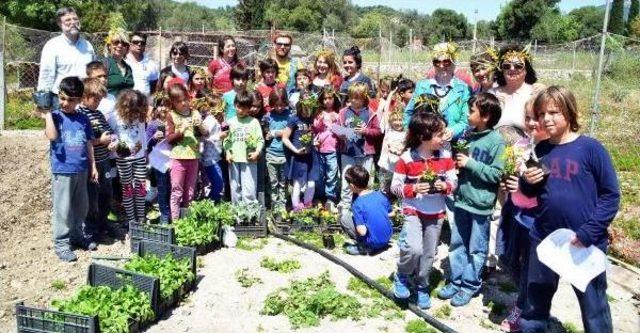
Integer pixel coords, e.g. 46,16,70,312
235,268,263,288
346,276,404,320
562,322,584,333
433,304,452,319
405,319,438,333
291,231,347,250
260,256,301,273
612,218,640,241
50,279,66,290
236,237,268,251
6,91,42,129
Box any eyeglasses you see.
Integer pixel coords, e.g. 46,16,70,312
112,40,129,46
501,62,525,71
275,42,291,48
432,59,452,68
131,40,146,46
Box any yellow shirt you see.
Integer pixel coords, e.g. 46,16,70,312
170,110,201,160
275,57,303,87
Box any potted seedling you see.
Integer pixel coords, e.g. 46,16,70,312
525,150,550,177
452,138,470,156
299,132,313,153
245,133,260,156
501,145,519,183
116,140,132,158
420,168,439,194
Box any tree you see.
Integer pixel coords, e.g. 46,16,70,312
569,6,605,38
235,0,267,30
628,0,640,34
426,9,469,42
494,0,561,40
350,11,383,38
630,16,640,37
475,20,494,39
531,11,580,43
609,0,625,35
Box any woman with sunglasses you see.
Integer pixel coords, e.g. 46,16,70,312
104,28,134,97
159,41,194,88
489,44,540,131
207,35,244,94
403,42,470,141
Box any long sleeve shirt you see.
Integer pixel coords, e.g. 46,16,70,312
337,105,382,156
391,149,457,219
37,34,95,94
223,116,264,163
521,136,620,251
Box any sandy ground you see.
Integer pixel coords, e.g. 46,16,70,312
0,131,638,333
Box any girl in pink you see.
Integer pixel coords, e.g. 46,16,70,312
207,35,244,93
313,88,341,207
165,83,207,220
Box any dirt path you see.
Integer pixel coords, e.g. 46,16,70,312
0,131,638,333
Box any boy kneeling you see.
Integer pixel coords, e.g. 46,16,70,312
340,166,393,255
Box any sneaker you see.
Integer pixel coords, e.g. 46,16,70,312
393,273,411,299
55,249,78,262
437,283,459,300
84,241,98,251
450,290,473,307
344,244,367,256
500,307,522,332
416,287,432,309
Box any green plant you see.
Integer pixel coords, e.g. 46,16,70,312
562,322,583,333
452,138,470,154
261,271,362,328
479,318,495,329
236,237,268,251
299,132,313,147
52,285,154,333
6,91,42,130
433,304,452,319
124,254,194,300
292,232,347,249
419,169,437,183
245,132,261,153
235,268,263,288
260,257,301,273
346,277,404,320
174,200,235,247
501,145,519,177
50,279,66,290
405,319,437,333
234,201,261,225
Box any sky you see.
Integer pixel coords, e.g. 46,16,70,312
180,0,606,22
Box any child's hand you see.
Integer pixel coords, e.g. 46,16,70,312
219,130,228,140
455,153,470,168
570,234,585,248
354,125,366,135
296,147,307,155
413,183,431,194
153,130,164,140
247,151,259,162
500,175,519,193
524,167,545,184
433,179,447,192
89,165,99,184
226,153,234,163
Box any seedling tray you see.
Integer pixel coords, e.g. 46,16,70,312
133,240,197,295
129,221,175,251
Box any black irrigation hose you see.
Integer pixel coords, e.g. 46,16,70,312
272,232,458,333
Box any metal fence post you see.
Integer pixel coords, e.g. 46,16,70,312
572,41,577,71
0,16,6,131
377,26,382,82
409,29,413,73
591,0,613,136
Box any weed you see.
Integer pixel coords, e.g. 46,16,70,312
50,279,66,290
487,300,507,316
235,268,263,288
405,319,437,333
607,293,617,302
347,276,404,320
433,304,452,319
479,318,495,329
562,322,584,333
260,257,301,273
236,237,268,251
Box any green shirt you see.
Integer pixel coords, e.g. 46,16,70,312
223,116,264,163
106,56,134,97
454,129,505,215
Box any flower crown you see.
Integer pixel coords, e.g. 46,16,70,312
500,44,533,63
432,42,460,62
414,93,441,114
104,27,128,46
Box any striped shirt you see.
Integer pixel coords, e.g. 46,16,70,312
391,149,457,219
78,106,112,163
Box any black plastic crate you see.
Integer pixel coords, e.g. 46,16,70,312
15,301,98,333
129,221,175,251
234,224,268,237
87,263,160,317
194,241,220,255
133,240,197,278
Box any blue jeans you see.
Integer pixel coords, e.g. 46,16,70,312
153,168,171,224
520,239,612,333
447,206,491,294
85,160,113,240
316,152,339,202
204,162,224,202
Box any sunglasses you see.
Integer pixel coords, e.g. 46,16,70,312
275,42,291,47
501,62,525,71
131,40,146,46
171,51,186,56
112,40,129,46
432,59,452,68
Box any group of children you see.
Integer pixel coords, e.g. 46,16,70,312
43,40,619,333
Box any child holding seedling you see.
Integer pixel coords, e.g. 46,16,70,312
390,112,457,309
341,165,393,255
337,82,382,209
223,90,264,204
79,78,113,242
146,91,172,224
264,87,291,212
377,102,407,194
43,76,98,262
165,83,207,221
438,92,505,307
312,87,341,208
282,94,319,210
519,86,619,333
107,89,148,226
288,68,313,112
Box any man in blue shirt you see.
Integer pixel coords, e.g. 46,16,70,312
340,165,393,255
42,76,98,262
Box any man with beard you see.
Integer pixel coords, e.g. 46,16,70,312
403,42,471,141
271,32,303,93
36,7,96,110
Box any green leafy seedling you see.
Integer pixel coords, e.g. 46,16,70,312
405,319,437,333
50,279,66,290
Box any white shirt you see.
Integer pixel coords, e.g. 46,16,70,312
201,115,223,165
37,34,95,94
125,53,159,96
490,83,534,131
108,114,147,160
98,93,117,121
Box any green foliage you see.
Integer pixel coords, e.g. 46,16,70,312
562,322,583,333
235,0,266,30
495,0,561,40
405,319,437,333
630,16,640,38
531,10,580,43
235,268,263,288
236,237,268,251
234,201,261,224
347,276,404,320
52,285,154,333
629,0,640,34
433,304,452,319
174,200,237,247
260,256,301,273
569,6,605,38
291,232,347,250
609,0,626,35
5,91,42,130
124,254,194,299
261,272,363,328
51,279,66,290
613,218,640,240
430,9,469,41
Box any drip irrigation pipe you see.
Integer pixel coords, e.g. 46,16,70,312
272,232,458,333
